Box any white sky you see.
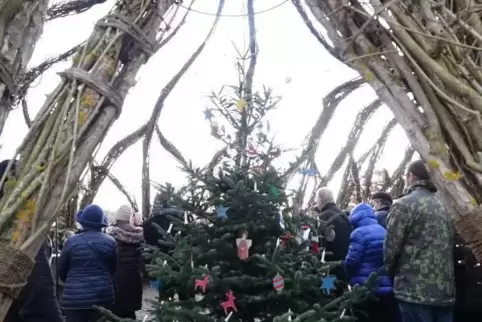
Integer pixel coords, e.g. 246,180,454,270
0,0,410,212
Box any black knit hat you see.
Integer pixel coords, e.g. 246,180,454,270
371,191,393,204
406,159,430,180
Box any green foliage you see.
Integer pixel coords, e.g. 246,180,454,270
141,63,375,322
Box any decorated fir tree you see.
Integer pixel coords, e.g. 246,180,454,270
140,66,375,322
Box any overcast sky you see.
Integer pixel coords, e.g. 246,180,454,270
0,0,409,212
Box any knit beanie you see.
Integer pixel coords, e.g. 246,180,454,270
406,159,430,180
131,212,143,226
114,205,133,223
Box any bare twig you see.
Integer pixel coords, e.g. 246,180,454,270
47,0,108,20
141,0,225,216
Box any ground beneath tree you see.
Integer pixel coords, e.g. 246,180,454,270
136,283,158,320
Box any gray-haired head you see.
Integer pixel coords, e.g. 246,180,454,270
316,187,334,209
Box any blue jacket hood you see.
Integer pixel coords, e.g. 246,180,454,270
349,203,378,228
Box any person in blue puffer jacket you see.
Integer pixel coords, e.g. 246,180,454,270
58,204,117,322
344,203,398,322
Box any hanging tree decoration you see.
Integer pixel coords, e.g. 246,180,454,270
236,98,247,111
320,275,337,295
272,273,285,292
194,275,210,293
221,290,238,315
236,230,252,261
216,205,229,220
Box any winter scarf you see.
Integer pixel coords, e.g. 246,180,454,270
106,222,144,244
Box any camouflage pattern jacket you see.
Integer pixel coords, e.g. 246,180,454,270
384,180,455,307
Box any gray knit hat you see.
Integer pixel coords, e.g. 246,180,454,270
114,205,133,223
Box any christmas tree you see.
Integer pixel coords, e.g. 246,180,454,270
141,63,376,322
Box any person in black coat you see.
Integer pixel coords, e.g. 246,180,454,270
143,197,184,252
106,205,144,319
1,159,63,322
313,188,352,284
454,233,482,322
4,242,64,322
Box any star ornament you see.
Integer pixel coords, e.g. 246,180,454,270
320,275,337,295
216,205,229,220
204,108,213,120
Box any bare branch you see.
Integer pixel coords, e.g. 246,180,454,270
319,99,382,186
80,123,147,208
336,119,397,208
386,146,415,197
106,170,139,212
306,98,382,205
361,119,397,200
155,125,188,167
141,0,225,216
291,0,341,60
283,77,366,179
47,0,107,20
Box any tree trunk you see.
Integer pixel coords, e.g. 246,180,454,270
302,0,482,258
0,0,48,137
0,0,177,317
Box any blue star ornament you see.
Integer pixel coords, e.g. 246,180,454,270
320,275,337,295
150,280,162,291
204,108,213,120
216,205,229,220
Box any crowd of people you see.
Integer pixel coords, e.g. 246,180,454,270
2,158,482,322
312,159,481,322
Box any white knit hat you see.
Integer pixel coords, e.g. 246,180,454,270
114,205,133,223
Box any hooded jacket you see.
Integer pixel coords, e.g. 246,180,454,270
106,222,144,312
344,203,392,295
384,180,455,307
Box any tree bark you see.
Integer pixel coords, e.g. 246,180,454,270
0,0,47,137
0,0,178,317
302,0,482,258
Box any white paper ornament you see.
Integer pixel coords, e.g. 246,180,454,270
195,293,205,302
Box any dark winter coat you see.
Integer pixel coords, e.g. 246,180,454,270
143,207,183,252
4,243,63,322
106,223,144,312
58,229,117,310
384,180,455,307
375,206,390,229
454,233,482,317
314,202,351,283
344,203,392,295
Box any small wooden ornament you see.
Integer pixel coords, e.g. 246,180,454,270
273,273,285,292
236,231,252,260
194,275,209,293
221,290,238,315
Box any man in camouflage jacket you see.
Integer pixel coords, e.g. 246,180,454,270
384,159,455,322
